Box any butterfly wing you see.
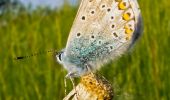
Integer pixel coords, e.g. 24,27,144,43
64,0,142,70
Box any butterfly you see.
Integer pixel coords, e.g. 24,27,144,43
56,0,142,78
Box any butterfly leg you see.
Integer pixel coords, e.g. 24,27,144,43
65,72,78,78
85,63,95,76
70,77,79,100
65,72,79,99
64,77,67,96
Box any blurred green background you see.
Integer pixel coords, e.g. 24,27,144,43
0,0,170,100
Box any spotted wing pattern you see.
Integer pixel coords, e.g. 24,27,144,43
64,0,142,70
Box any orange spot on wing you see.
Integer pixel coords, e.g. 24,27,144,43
118,2,127,10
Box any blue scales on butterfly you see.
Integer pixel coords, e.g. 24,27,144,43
56,0,143,78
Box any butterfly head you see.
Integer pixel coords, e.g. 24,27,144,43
56,49,89,78
56,50,64,64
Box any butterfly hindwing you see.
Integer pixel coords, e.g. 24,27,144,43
64,0,142,69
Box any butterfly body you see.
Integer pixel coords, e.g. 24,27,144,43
57,0,142,78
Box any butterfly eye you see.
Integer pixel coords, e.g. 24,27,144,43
58,53,62,61
56,52,64,64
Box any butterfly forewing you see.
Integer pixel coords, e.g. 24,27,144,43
64,0,142,69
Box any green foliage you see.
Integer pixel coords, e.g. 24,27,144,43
0,0,170,99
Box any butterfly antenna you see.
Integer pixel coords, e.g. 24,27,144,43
64,77,67,96
14,49,58,60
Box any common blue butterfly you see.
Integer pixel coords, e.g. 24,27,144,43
57,0,142,78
